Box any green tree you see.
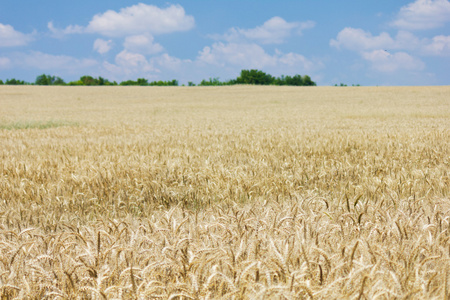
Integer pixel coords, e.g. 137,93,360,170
5,78,26,85
35,74,65,85
302,75,316,86
290,75,304,86
147,79,178,86
53,77,65,85
80,75,97,85
199,77,223,86
68,76,116,86
120,79,138,86
136,78,148,86
35,74,50,85
68,80,83,86
236,69,273,85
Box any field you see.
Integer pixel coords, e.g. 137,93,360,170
0,85,449,299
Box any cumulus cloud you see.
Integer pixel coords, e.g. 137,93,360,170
422,35,450,55
329,0,450,76
330,27,431,73
104,50,157,76
394,30,422,50
191,17,320,81
0,57,12,68
48,21,84,38
391,0,450,30
362,50,425,72
47,4,194,40
331,27,450,57
197,42,317,73
0,23,34,47
5,51,98,72
85,4,195,37
330,28,396,51
115,50,149,68
277,51,315,71
152,53,191,71
93,38,113,54
212,17,315,44
123,34,164,55
330,28,430,52
198,42,276,67
103,52,195,81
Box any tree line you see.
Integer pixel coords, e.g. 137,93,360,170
193,70,316,86
0,75,178,86
0,69,316,87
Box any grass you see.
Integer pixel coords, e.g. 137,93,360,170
0,85,449,298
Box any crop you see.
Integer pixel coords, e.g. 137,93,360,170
0,85,449,298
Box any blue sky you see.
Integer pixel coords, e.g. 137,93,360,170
1,0,449,85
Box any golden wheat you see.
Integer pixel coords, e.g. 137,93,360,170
0,85,449,298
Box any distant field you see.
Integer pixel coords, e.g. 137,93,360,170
0,86,449,298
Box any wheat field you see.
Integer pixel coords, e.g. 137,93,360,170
0,85,449,299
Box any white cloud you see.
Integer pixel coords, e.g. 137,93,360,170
0,23,34,47
93,38,113,54
277,51,315,71
103,52,196,81
392,0,450,30
197,42,317,74
198,42,276,68
212,17,315,44
115,50,149,67
14,51,98,71
330,28,428,73
0,57,11,68
86,4,195,37
123,34,164,55
152,53,191,71
330,28,395,51
106,50,157,76
48,21,84,38
394,30,422,50
422,35,450,55
362,50,425,72
331,27,450,58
